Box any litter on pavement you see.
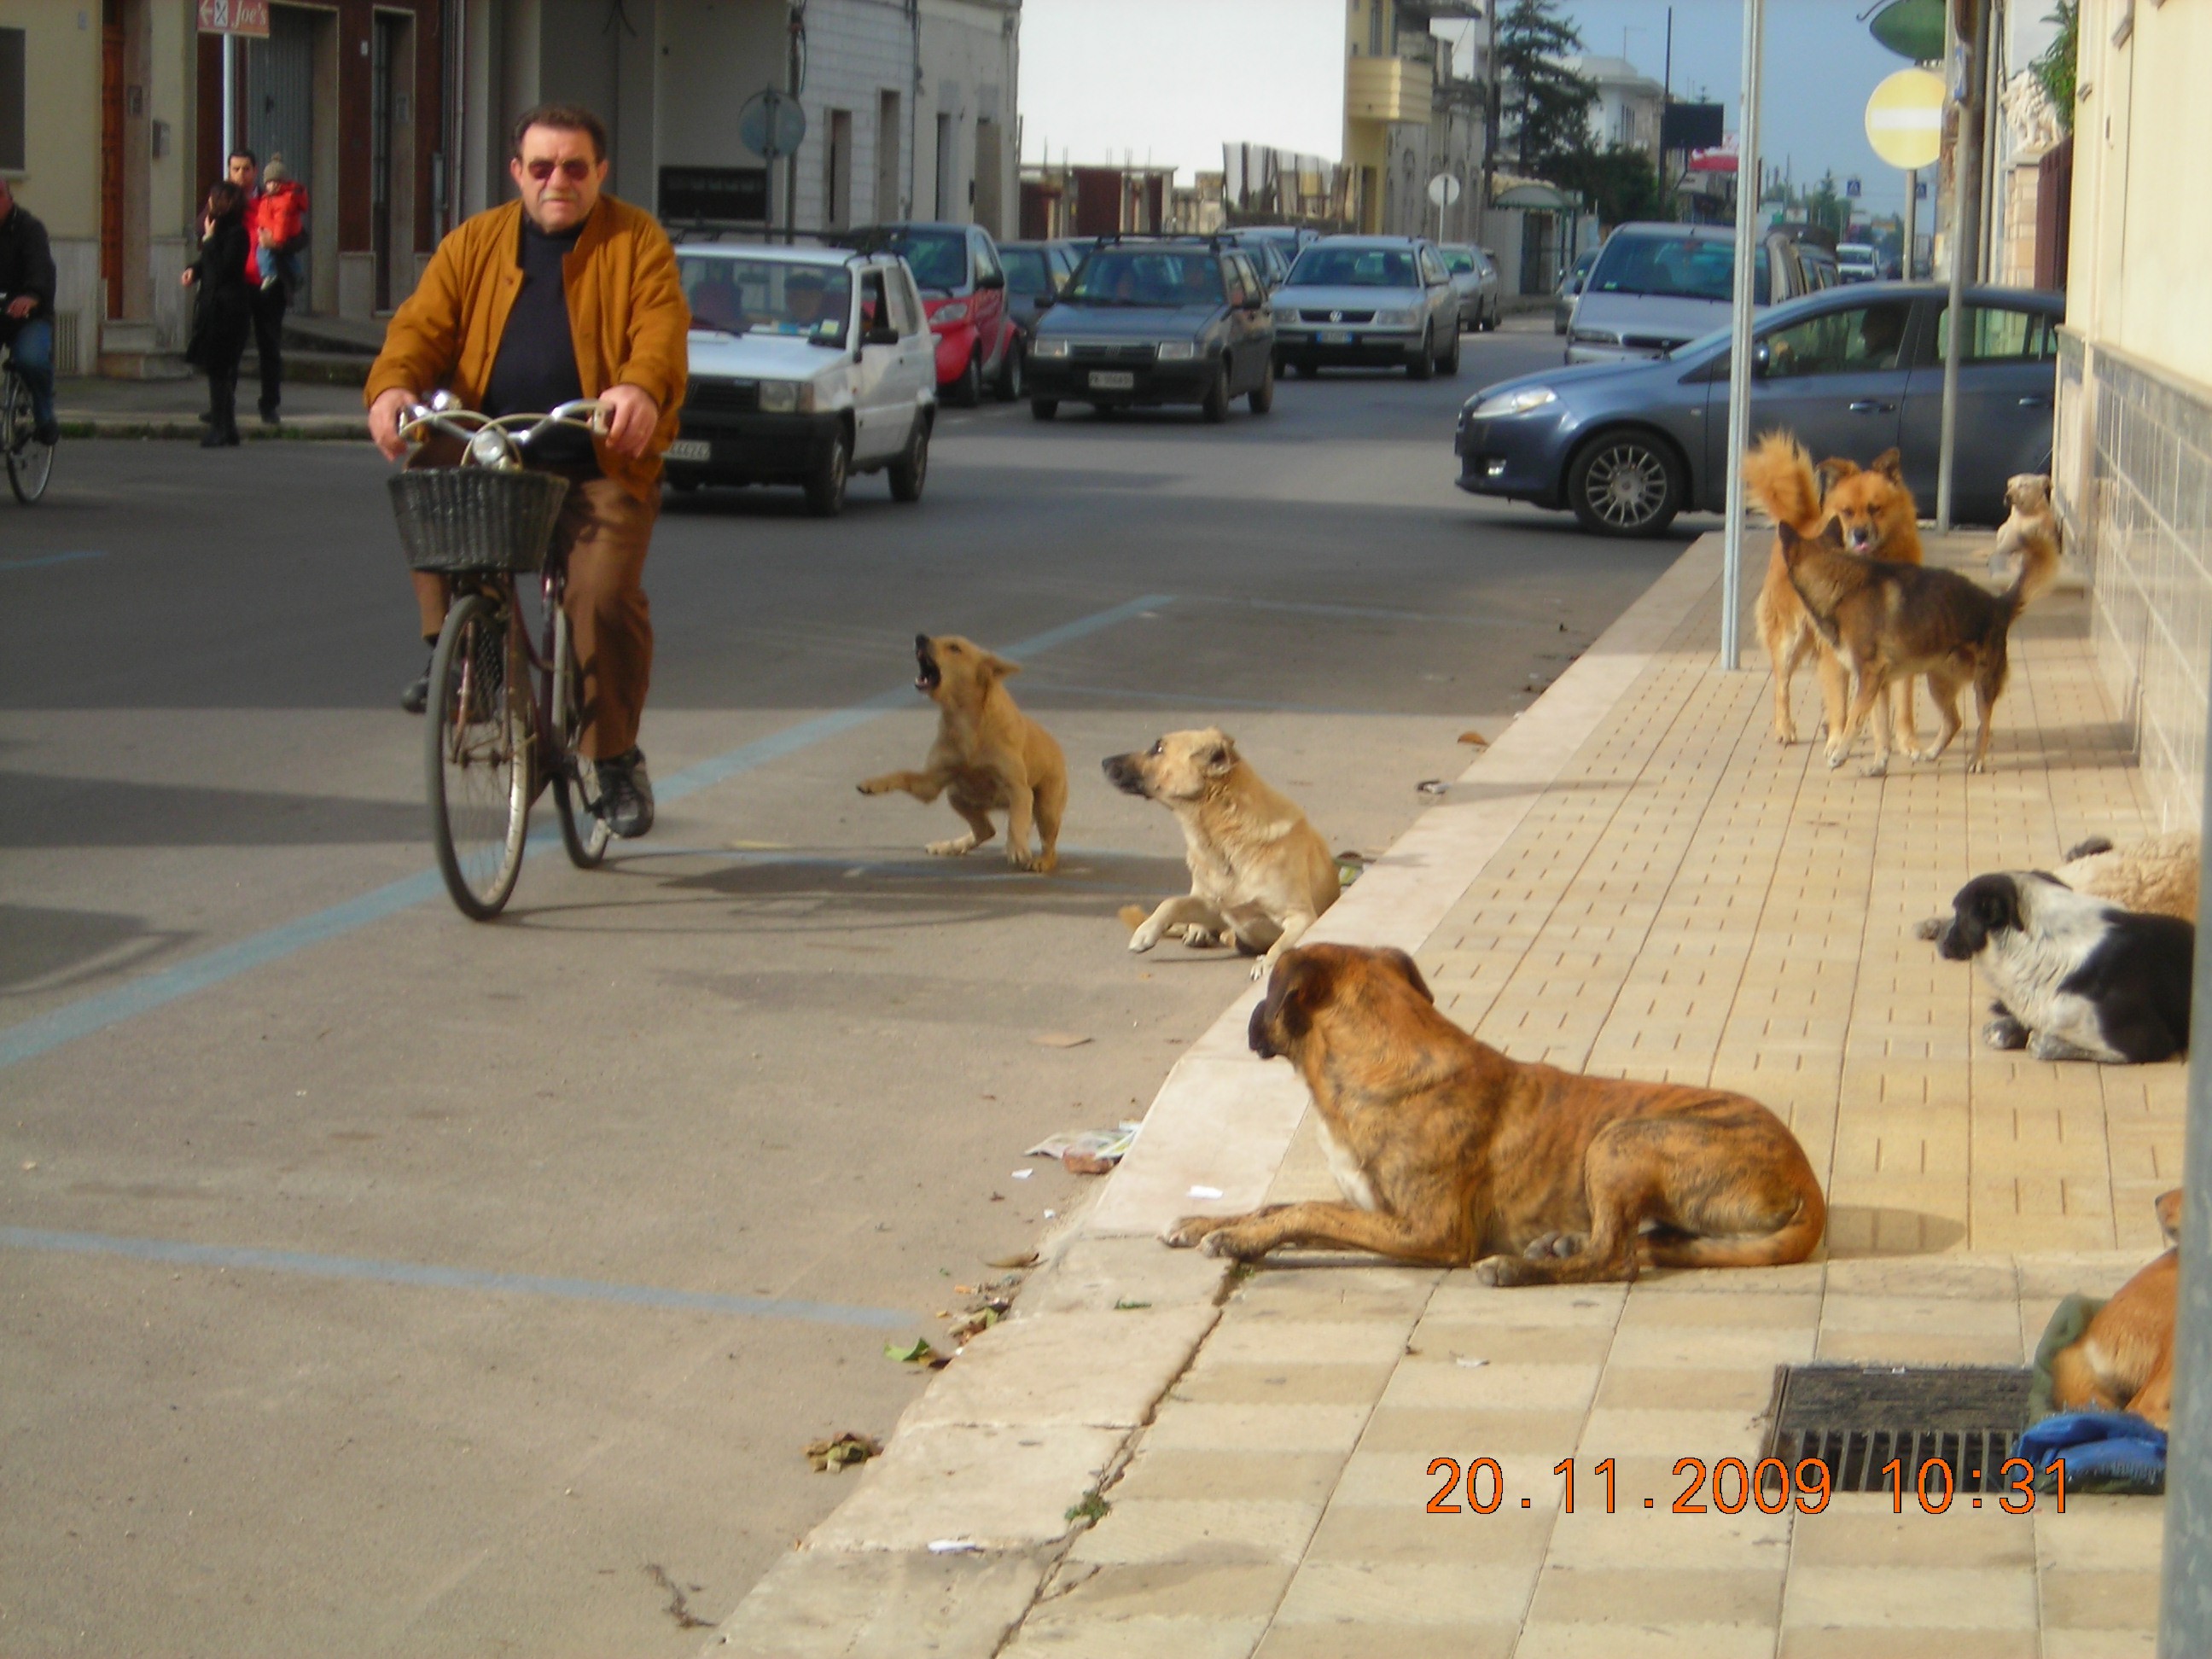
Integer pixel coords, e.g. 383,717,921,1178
1187,1185,1224,1200
1027,1122,1141,1175
804,1432,883,1472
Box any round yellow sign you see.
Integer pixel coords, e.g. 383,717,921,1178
1865,67,1946,171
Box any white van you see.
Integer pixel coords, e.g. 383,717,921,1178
665,243,938,516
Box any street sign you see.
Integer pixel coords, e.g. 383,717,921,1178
1845,177,1862,198
738,90,806,164
1425,173,1462,210
1864,67,1944,172
196,0,269,36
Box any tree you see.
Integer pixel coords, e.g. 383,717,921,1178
1497,0,1598,178
1552,144,1670,228
1803,172,1848,240
2034,2,2078,131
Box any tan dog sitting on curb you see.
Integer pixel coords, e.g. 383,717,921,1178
858,633,1068,872
1103,728,1339,980
2051,1188,2182,1428
1162,944,1827,1283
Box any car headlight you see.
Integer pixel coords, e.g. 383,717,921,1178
1469,386,1558,419
757,381,814,415
1155,341,1196,361
1374,307,1418,328
1569,327,1621,346
931,302,971,327
1032,337,1070,359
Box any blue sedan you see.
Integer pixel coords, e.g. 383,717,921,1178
1456,282,2063,536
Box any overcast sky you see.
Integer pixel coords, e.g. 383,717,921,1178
1020,0,2031,218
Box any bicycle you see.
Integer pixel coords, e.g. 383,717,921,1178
1,299,56,504
390,394,616,920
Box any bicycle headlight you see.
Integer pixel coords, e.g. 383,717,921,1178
1470,386,1558,419
758,381,800,414
1155,341,1197,361
1032,337,1071,358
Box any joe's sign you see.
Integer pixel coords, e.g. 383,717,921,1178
196,0,271,36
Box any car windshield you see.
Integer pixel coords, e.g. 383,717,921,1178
1286,246,1419,288
678,256,850,343
1064,249,1224,306
1589,234,1770,305
870,229,968,292
1001,248,1054,296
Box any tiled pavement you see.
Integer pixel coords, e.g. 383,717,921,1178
995,538,2180,1659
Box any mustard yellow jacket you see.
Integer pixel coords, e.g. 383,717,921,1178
365,195,688,503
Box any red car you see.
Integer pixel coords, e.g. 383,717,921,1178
839,222,1022,405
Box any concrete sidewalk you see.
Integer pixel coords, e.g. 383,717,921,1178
55,374,370,440
707,530,2182,1659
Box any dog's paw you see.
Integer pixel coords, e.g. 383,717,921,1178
1912,916,1945,942
1906,747,1939,765
1004,843,1039,871
1522,1231,1586,1261
1198,1226,1266,1261
1967,755,1991,775
2029,1030,2097,1062
1982,1015,2031,1051
1860,756,1890,778
1249,958,1270,982
924,835,977,858
1032,850,1059,876
1825,744,1849,771
1160,1216,1217,1250
1473,1253,1533,1287
1127,927,1162,955
1180,928,1223,950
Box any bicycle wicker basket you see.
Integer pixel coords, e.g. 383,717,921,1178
388,468,571,573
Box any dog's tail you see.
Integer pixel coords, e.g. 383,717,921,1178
1743,431,1823,534
2063,835,2116,862
1117,904,1149,934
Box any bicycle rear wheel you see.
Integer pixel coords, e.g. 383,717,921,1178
3,368,54,505
426,591,532,919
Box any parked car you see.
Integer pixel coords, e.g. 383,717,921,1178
1438,243,1502,331
1837,241,1882,284
1272,236,1463,378
1796,243,1841,290
1566,222,1811,364
1000,238,1085,357
1554,247,1598,335
1455,282,2062,536
1230,224,1319,278
667,243,938,515
1222,232,1292,290
1027,235,1278,422
835,221,1022,405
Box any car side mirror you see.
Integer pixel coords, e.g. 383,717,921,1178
864,323,901,347
1751,341,1773,377
975,270,1004,290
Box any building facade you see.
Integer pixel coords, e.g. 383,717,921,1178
2057,0,2212,830
1342,0,1485,242
1561,52,1662,166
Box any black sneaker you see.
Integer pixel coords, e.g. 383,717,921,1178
259,404,280,428
34,420,59,446
595,748,655,839
400,649,432,714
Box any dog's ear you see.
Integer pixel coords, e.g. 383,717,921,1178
1778,521,1805,553
1377,947,1435,1004
979,652,1022,682
1975,880,2021,934
2157,1189,2185,1246
1265,950,1335,1041
1819,516,1847,550
1869,447,1906,484
1203,735,1238,776
1815,457,1858,498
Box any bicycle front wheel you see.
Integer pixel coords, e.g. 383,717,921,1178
426,591,532,919
3,368,54,505
550,610,610,869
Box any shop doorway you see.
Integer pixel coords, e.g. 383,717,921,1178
101,3,124,318
242,5,317,304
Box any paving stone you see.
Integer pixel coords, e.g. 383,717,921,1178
1269,1557,1541,1627
1782,1565,2040,1629
1516,1622,1785,1659
806,1423,1129,1552
1000,1613,1269,1657
899,1307,1219,1433
1066,1499,1323,1567
1106,1449,1348,1506
1027,1558,1295,1622
1527,1564,1785,1625
1251,1622,1518,1659
701,1545,1054,1659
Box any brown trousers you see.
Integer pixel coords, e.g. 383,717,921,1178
412,473,657,760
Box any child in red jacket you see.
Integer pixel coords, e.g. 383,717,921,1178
256,157,309,295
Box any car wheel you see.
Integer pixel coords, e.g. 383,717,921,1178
1248,354,1275,415
1201,360,1230,423
805,426,851,518
1408,328,1435,381
995,338,1025,402
1565,431,1684,538
1030,398,1058,422
1441,326,1462,376
888,417,929,503
948,352,981,408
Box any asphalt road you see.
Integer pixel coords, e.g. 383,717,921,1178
0,319,1705,1656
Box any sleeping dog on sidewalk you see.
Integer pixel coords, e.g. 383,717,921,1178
1933,872,2193,1062
1161,944,1826,1282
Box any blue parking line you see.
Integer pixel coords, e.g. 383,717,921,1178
0,593,1173,1072
0,1226,915,1329
0,550,106,572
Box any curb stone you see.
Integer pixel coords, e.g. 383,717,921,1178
60,416,370,442
699,532,1726,1658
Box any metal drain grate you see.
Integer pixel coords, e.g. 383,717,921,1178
1761,1365,2033,1497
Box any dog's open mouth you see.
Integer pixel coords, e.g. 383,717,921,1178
914,643,941,694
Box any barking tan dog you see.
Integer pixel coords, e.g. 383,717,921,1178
1988,472,2059,585
857,633,1068,872
1780,515,2059,774
2052,1189,2182,1428
1103,729,1339,979
1161,945,1826,1282
1747,432,1925,749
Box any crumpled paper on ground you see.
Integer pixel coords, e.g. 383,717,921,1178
1027,1122,1142,1176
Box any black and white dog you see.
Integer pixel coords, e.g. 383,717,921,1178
1935,872,2194,1062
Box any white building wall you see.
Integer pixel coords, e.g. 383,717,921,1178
917,0,1018,236
793,0,911,230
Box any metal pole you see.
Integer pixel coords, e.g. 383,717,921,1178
1904,167,1917,279
2162,722,2212,1658
1718,0,1765,673
1936,0,1989,533
221,33,237,166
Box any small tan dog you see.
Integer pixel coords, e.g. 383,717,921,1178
857,633,1068,872
1162,945,1827,1281
1988,472,2060,587
2051,1188,2181,1428
1103,728,1339,979
2056,831,2201,922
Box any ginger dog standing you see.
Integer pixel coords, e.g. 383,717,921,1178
858,633,1068,872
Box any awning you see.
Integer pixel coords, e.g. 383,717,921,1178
1492,183,1574,210
1867,0,1944,62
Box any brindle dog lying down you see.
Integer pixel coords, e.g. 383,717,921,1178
1163,945,1827,1284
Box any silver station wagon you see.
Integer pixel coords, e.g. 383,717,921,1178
1272,236,1463,379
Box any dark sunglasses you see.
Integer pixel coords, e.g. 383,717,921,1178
524,157,593,183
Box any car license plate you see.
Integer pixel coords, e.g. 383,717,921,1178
1087,370,1135,391
666,439,710,462
1318,330,1353,346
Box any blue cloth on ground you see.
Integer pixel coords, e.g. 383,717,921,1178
2017,1411,2167,1493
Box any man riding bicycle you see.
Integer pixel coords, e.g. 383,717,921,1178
367,102,688,839
0,177,61,449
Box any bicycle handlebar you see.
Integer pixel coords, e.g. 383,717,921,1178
396,395,612,469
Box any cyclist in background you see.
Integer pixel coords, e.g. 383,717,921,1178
0,177,60,448
367,102,688,839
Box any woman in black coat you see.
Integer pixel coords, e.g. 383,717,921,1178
183,181,252,447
